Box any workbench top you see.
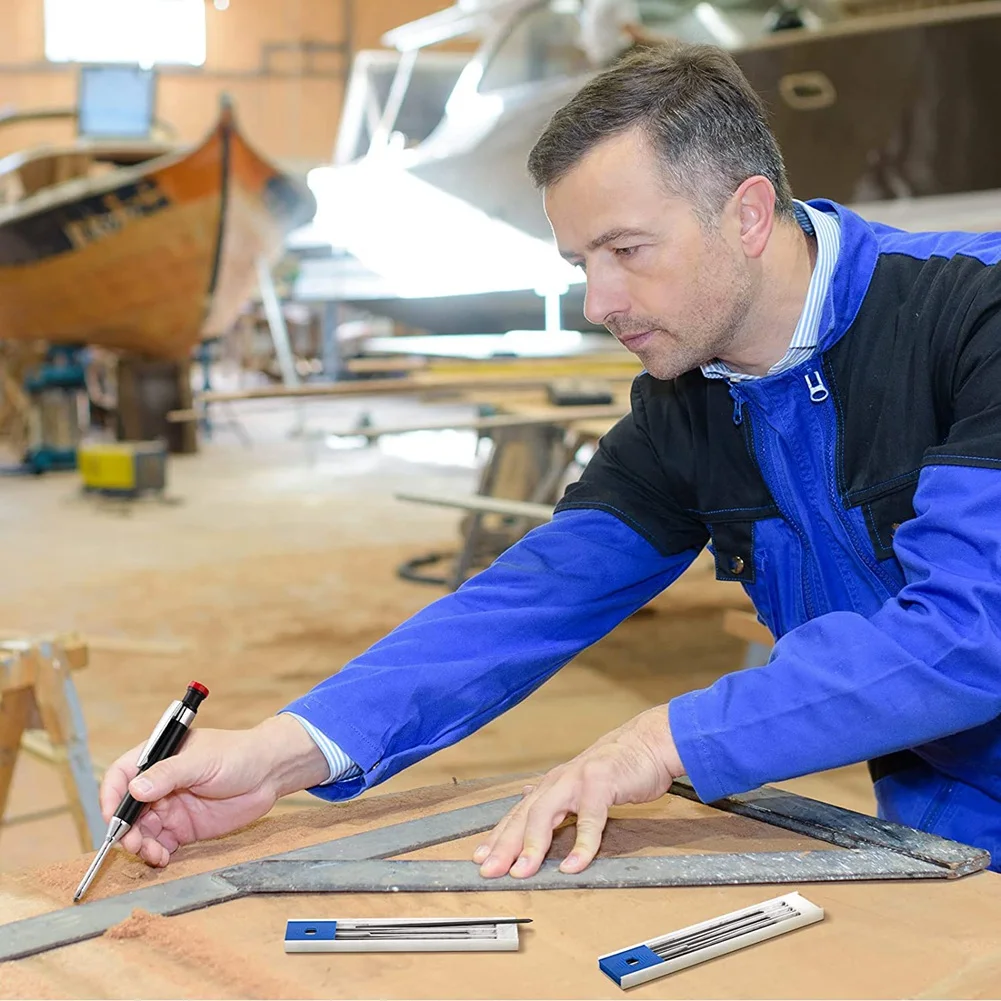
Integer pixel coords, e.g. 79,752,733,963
2,774,999,999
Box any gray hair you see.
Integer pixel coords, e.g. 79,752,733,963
527,42,795,222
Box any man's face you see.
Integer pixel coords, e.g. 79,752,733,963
544,129,754,380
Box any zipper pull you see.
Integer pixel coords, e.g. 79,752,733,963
804,370,829,403
728,383,744,425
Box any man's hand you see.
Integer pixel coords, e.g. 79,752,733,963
99,714,329,868
472,705,683,878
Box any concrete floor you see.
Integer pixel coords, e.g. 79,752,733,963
0,393,874,874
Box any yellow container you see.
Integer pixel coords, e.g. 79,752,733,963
78,441,167,493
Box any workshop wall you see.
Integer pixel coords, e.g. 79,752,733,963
0,0,454,166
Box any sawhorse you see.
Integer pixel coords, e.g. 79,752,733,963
392,411,613,590
0,636,103,852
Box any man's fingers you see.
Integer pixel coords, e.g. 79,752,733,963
99,744,144,820
137,808,164,841
509,803,564,879
158,829,180,855
116,826,144,856
128,751,203,803
472,796,529,864
99,767,128,822
472,805,519,864
478,797,535,877
138,836,170,868
472,774,564,869
482,792,569,879
560,794,610,873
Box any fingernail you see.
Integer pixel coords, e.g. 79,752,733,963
560,854,580,871
472,845,489,862
131,778,153,796
511,856,530,875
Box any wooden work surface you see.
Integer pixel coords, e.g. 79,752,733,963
2,774,999,999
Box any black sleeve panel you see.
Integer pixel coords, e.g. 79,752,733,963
924,263,1001,470
555,377,711,557
828,253,1001,502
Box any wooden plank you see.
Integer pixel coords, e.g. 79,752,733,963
353,405,627,440
193,371,637,405
0,646,37,694
723,609,774,647
344,357,429,374
71,635,190,657
0,631,187,658
165,408,198,424
57,637,89,672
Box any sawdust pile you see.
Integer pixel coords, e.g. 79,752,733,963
100,907,313,999
27,850,150,899
105,907,161,940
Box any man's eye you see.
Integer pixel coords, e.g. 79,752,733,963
614,246,639,258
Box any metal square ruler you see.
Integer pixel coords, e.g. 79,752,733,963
0,777,988,963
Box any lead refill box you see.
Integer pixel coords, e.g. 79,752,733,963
598,891,825,989
285,917,522,953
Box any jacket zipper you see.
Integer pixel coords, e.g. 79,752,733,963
828,471,897,599
732,382,817,620
815,362,898,599
728,383,744,425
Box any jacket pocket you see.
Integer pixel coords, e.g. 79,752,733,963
858,478,918,560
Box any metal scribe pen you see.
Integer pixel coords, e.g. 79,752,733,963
74,681,210,902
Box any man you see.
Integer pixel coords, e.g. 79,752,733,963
102,43,1001,875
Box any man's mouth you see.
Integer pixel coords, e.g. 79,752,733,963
616,329,656,350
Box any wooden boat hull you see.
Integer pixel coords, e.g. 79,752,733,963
0,104,315,360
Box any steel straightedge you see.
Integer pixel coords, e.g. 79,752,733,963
0,781,989,963
220,849,948,896
669,781,990,876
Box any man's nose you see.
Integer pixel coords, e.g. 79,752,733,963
583,275,628,327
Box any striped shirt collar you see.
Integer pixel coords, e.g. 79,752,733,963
701,199,841,383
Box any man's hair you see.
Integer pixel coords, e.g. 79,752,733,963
527,43,795,222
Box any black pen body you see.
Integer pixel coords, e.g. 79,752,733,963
113,681,209,826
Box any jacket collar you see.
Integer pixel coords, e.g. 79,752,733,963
807,199,881,354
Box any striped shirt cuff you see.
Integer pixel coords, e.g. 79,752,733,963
281,712,363,785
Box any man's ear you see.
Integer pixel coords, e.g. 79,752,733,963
733,176,776,260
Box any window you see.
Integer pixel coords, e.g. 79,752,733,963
44,0,206,67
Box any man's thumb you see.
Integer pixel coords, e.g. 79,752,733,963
128,758,191,802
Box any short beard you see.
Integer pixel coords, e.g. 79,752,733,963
614,244,753,381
